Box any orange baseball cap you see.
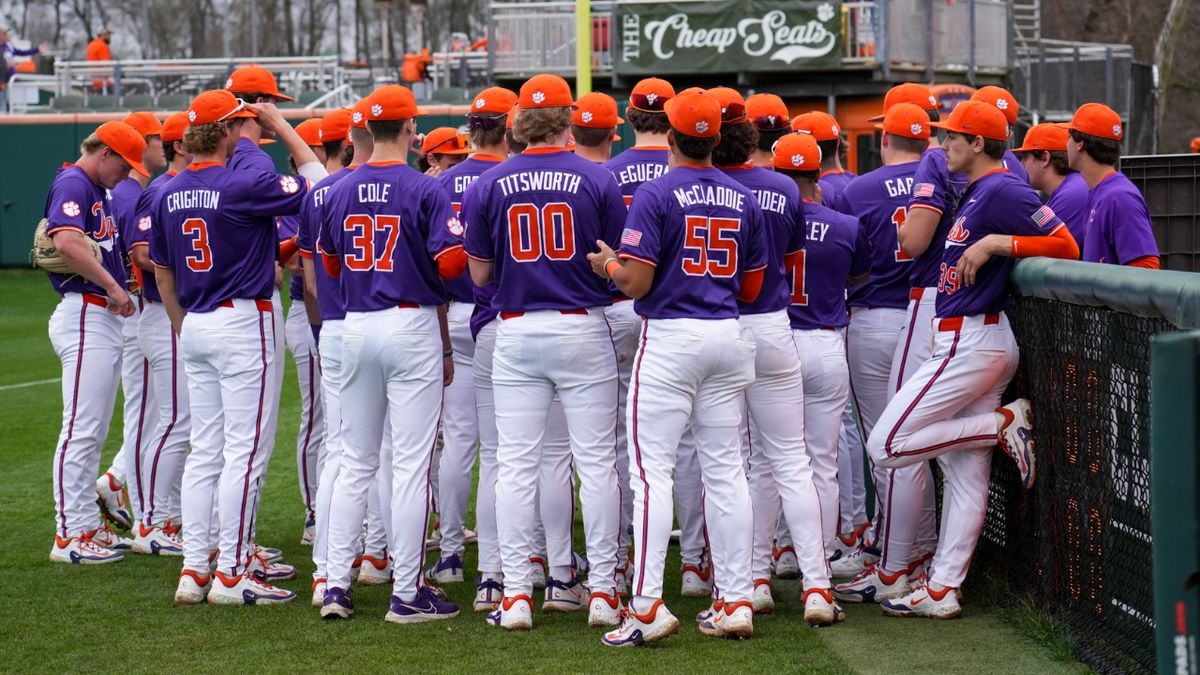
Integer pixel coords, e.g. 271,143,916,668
572,92,623,129
122,111,162,138
506,109,516,129
1058,102,1123,141
159,111,189,143
709,87,748,124
188,89,256,125
364,84,425,121
470,86,518,116
970,86,1019,125
772,132,821,171
874,102,930,141
423,127,471,155
350,99,371,129
629,77,675,112
1192,137,1200,154
791,111,841,141
295,118,323,146
319,108,352,142
1014,123,1069,153
664,89,721,138
932,101,1010,141
224,65,294,102
518,73,574,109
867,83,939,122
746,93,789,131
95,121,150,177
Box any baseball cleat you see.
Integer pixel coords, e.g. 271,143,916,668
602,599,679,647
696,600,725,637
528,556,547,590
248,550,296,582
175,569,212,605
356,553,391,585
90,524,133,551
588,591,623,627
473,576,504,612
252,544,284,564
720,601,754,639
311,578,327,608
998,399,1036,490
572,551,590,576
300,514,316,546
462,527,478,545
772,545,800,579
424,527,442,551
385,586,461,624
669,528,682,543
881,583,962,619
486,594,534,631
830,545,881,579
132,522,183,556
542,575,587,612
680,562,713,597
613,562,631,597
321,586,355,619
834,564,910,603
752,579,775,615
830,522,871,562
426,552,464,584
803,587,846,627
49,532,124,564
207,571,295,606
95,471,132,530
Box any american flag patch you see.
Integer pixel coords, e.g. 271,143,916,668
621,228,643,247
1031,205,1057,229
913,182,935,199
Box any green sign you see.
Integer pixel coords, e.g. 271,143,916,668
615,0,843,75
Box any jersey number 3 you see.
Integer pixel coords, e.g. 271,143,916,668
182,218,213,272
507,203,575,262
681,216,739,278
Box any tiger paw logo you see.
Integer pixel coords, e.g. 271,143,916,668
928,95,938,107
581,111,594,123
352,111,363,124
790,153,804,167
531,91,546,105
831,124,840,135
224,77,233,89
946,216,970,243
996,98,1009,111
695,120,709,134
188,110,197,122
446,216,465,237
1112,124,1122,138
137,216,152,232
910,123,923,136
279,176,300,194
61,201,81,218
645,93,658,106
371,104,383,118
475,98,486,109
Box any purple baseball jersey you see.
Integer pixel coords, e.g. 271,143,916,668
936,169,1065,317
819,169,855,211
438,154,505,304
619,164,768,320
604,146,670,207
1046,171,1089,255
43,165,126,297
228,137,276,174
318,162,462,311
275,214,305,301
843,161,919,309
459,179,500,338
297,167,354,322
149,163,307,313
721,165,806,315
789,199,871,330
128,172,178,303
1001,150,1030,183
1082,171,1159,265
463,148,626,312
908,148,968,289
108,177,142,293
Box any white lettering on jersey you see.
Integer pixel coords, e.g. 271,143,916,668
496,171,583,197
885,176,914,199
751,188,787,215
167,189,220,212
806,220,830,242
357,182,392,203
671,184,746,211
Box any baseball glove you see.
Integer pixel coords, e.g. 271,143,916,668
31,218,101,274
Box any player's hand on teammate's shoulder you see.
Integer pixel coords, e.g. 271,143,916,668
958,234,1009,287
587,239,617,279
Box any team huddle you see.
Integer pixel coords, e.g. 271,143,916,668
43,65,1149,646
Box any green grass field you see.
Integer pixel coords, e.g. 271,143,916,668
0,268,1085,673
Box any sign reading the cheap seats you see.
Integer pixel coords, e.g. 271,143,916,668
615,0,844,75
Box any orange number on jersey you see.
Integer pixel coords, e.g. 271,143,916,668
343,214,403,272
892,207,912,262
182,218,213,272
506,203,577,263
789,249,809,306
681,215,741,278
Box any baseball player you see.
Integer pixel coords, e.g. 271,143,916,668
316,84,463,624
1062,103,1160,268
791,111,854,209
127,110,191,555
1013,124,1089,249
45,121,143,564
571,91,622,163
871,101,1079,619
745,93,790,167
968,87,1030,183
464,73,624,631
153,90,323,605
422,126,471,172
710,90,842,625
833,104,943,600
589,88,766,645
294,118,327,165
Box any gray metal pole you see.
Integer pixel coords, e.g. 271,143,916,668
251,0,259,56
925,0,935,81
486,4,495,83
1071,45,1079,111
878,0,891,80
1105,46,1114,109
967,0,976,85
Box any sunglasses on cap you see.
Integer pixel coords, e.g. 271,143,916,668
721,101,748,124
751,114,789,131
630,92,668,112
467,114,504,131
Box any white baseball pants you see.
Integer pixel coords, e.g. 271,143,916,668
628,318,756,603
116,303,153,523
438,301,479,558
179,299,279,575
137,301,190,528
604,299,641,565
673,429,707,567
493,309,620,597
285,302,324,523
868,313,1018,588
245,291,285,543
326,306,442,599
792,327,851,550
837,401,868,534
49,294,123,538
473,320,502,576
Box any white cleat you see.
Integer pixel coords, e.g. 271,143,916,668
830,546,881,579
834,565,911,604
803,588,847,626
602,599,679,647
300,514,316,546
486,594,534,631
772,545,800,579
462,527,478,545
252,543,284,564
247,550,296,582
752,579,775,615
356,554,391,585
49,532,123,564
881,583,963,619
175,570,212,605
95,472,132,530
529,556,547,590
311,578,327,608
680,563,713,597
588,591,623,627
473,576,504,612
132,522,183,556
998,399,1036,490
207,571,296,606
542,575,587,612
698,600,753,639
89,524,133,551
830,522,870,562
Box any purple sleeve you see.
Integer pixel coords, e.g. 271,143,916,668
785,197,807,256
423,182,465,256
149,195,171,268
277,214,299,240
908,152,948,214
1096,192,1159,264
462,181,494,261
296,196,316,255
235,172,308,220
44,179,88,234
617,184,662,266
743,202,769,272
129,188,156,247
598,175,627,249
316,189,339,256
1005,182,1065,237
850,219,872,277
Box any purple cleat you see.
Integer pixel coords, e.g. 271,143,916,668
320,586,354,620
385,586,461,624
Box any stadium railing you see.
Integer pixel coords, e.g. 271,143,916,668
978,257,1200,674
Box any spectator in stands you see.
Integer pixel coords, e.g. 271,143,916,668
1,26,48,111
1062,103,1160,269
402,47,433,101
1014,123,1089,253
86,28,112,62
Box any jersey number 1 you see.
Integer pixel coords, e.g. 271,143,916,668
892,207,912,262
789,250,808,306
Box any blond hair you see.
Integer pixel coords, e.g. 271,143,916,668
183,122,226,156
513,107,571,145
